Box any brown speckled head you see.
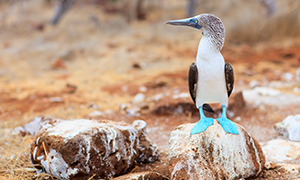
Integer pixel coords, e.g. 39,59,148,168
166,13,225,51
196,14,225,50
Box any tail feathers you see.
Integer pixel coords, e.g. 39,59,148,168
203,103,215,113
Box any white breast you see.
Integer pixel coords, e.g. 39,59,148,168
195,36,228,108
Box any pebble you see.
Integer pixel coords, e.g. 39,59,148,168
133,93,145,104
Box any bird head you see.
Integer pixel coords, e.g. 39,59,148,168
165,13,225,50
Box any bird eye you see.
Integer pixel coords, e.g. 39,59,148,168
195,19,198,23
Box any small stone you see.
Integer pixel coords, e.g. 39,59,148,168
51,58,66,69
275,114,300,141
169,120,265,180
126,107,141,117
31,22,44,31
249,80,261,89
49,97,64,102
234,116,242,122
173,92,189,99
12,117,43,136
243,87,300,107
88,110,104,117
255,87,281,96
152,94,164,102
120,103,129,112
293,87,300,93
139,86,147,92
87,103,99,109
133,93,145,104
63,83,77,94
281,73,293,82
30,118,159,179
132,62,146,69
296,67,300,83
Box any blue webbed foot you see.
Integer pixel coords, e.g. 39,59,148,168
217,105,239,134
217,117,239,134
191,117,214,134
191,106,214,135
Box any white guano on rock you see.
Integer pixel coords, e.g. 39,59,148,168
169,120,265,180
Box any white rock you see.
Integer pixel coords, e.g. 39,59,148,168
169,120,265,180
152,93,164,102
139,86,147,92
262,139,300,163
12,117,43,136
293,87,300,93
296,67,300,83
133,93,145,104
249,80,260,89
281,73,293,82
268,80,294,88
255,87,281,96
242,87,300,106
88,110,104,117
172,92,189,99
275,114,300,141
49,97,63,102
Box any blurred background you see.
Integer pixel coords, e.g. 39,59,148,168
1,0,300,179
1,0,300,141
0,0,300,137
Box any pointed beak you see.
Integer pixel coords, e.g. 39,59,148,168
165,17,202,30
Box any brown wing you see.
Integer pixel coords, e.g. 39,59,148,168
188,62,214,113
225,63,234,97
188,62,197,104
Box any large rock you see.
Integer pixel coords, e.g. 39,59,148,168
275,114,300,141
169,120,265,180
30,118,159,180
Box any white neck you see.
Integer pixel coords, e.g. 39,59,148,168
196,36,221,63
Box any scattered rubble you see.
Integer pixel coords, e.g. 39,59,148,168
30,118,159,179
169,120,265,180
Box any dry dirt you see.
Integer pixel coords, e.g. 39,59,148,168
0,1,300,179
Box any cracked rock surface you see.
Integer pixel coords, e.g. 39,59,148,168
169,120,265,180
30,118,159,180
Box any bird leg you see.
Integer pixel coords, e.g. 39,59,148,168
216,105,239,134
190,106,214,134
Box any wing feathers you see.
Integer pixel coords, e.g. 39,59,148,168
188,62,215,113
225,63,234,97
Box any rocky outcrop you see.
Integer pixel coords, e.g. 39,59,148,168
169,120,265,180
30,118,159,180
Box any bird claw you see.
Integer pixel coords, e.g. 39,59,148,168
190,117,214,134
217,117,239,134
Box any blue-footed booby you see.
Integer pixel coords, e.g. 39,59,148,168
166,14,239,135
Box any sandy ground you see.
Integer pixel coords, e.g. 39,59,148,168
0,0,300,179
